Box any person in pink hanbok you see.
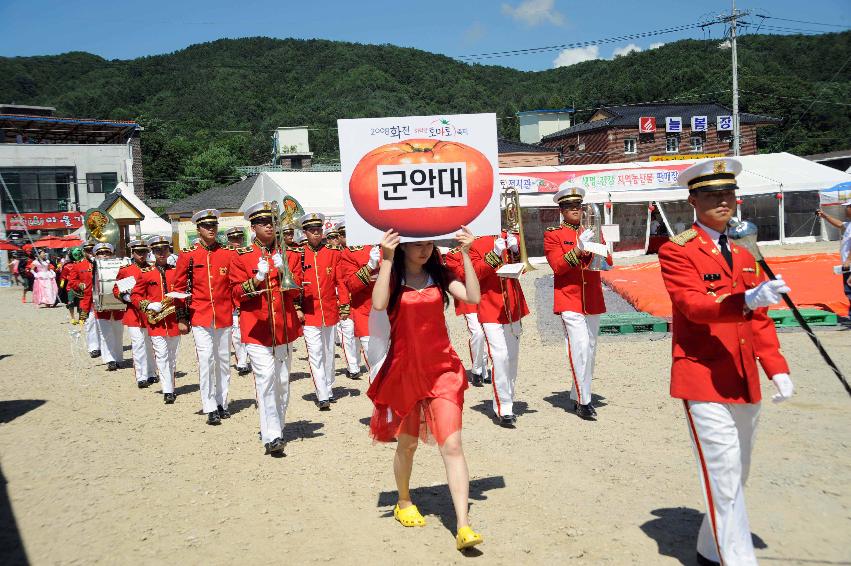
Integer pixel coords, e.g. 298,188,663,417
31,251,58,308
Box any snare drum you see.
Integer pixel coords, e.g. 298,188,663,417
93,258,129,312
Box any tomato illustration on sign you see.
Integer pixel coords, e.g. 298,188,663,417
349,138,493,237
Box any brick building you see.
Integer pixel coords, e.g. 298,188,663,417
497,138,560,167
539,103,781,165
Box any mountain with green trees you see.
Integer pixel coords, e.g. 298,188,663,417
1,32,848,200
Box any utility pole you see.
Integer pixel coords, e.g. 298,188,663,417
713,1,751,156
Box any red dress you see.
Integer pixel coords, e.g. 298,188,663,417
366,284,467,445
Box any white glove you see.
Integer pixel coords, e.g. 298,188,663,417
121,292,131,303
745,275,790,310
255,258,269,282
166,254,177,267
771,373,794,403
506,233,519,253
147,302,162,313
367,246,381,270
493,237,507,256
577,228,594,251
271,253,284,270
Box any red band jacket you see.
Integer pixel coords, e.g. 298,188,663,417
658,224,789,404
467,234,529,325
338,245,375,337
131,265,184,337
543,222,610,315
300,243,342,327
443,247,477,316
113,262,149,328
229,241,303,347
173,241,234,329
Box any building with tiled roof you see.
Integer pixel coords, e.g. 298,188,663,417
497,137,560,167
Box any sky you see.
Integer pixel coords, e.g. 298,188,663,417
0,0,848,71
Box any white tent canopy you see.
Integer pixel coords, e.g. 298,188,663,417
240,172,344,216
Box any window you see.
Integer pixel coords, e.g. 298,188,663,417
690,135,704,153
665,135,680,153
86,172,118,193
624,138,637,154
0,167,74,213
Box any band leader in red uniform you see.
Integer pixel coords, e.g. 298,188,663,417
229,201,303,456
114,239,158,388
544,185,612,420
367,226,483,551
174,209,236,426
658,158,794,566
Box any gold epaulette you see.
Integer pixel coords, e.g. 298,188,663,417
181,246,193,253
140,266,154,272
286,245,302,252
546,226,559,231
669,228,698,247
347,245,365,251
236,245,254,255
446,246,460,255
326,244,342,251
224,244,236,251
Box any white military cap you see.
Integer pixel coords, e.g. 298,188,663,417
225,226,244,238
146,235,170,249
297,212,325,230
335,219,346,232
92,242,114,254
127,238,148,251
323,224,339,237
553,183,586,205
191,209,221,224
676,157,742,191
243,201,275,223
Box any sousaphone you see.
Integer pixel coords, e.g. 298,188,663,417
84,208,120,250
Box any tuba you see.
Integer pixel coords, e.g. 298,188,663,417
84,208,120,250
271,198,302,291
499,186,535,273
581,203,607,271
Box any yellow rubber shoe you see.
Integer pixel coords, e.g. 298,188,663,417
394,503,426,527
456,525,483,550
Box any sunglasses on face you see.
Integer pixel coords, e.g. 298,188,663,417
152,247,170,254
560,204,583,211
198,223,218,230
252,220,273,227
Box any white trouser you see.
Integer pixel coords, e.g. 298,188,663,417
151,336,180,394
337,318,361,374
304,325,336,402
463,313,488,376
231,313,248,367
483,321,522,417
560,312,600,406
127,326,156,383
85,310,101,352
245,343,292,444
684,400,761,566
96,318,124,364
192,325,233,414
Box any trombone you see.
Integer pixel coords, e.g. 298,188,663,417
500,186,535,273
270,200,300,291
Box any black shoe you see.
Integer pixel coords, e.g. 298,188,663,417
164,393,176,404
498,415,516,428
471,373,484,387
207,411,221,425
588,404,598,417
217,405,231,419
106,361,118,371
318,400,331,411
264,437,285,455
329,395,337,404
483,367,492,384
147,375,160,384
137,380,149,389
236,366,251,376
696,553,720,566
90,350,101,358
346,370,361,380
575,403,596,420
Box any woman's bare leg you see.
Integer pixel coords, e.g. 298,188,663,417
394,433,418,507
438,430,470,528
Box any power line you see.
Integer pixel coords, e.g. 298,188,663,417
739,90,851,108
755,15,851,29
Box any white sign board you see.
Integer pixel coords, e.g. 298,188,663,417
338,113,500,245
717,115,733,131
665,117,683,133
691,116,708,132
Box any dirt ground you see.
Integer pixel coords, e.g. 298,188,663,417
0,262,849,565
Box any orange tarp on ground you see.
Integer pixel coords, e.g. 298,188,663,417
602,253,846,318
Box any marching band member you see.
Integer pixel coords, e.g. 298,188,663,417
174,209,235,426
132,236,186,405
60,248,83,324
367,227,483,551
297,212,343,410
659,158,793,566
338,232,379,379
90,243,124,371
334,220,363,379
544,185,611,420
444,247,489,387
226,227,251,376
69,240,103,359
228,201,303,455
324,224,340,248
114,239,158,388
282,223,299,252
468,233,529,427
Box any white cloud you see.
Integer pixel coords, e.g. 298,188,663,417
612,43,642,58
501,0,565,27
464,21,486,43
649,42,665,49
553,45,600,67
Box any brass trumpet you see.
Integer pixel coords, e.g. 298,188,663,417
146,296,176,325
271,200,301,291
500,186,535,273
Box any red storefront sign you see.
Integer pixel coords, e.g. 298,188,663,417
639,117,656,133
5,212,84,231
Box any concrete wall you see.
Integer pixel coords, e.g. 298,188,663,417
0,143,132,212
498,152,560,168
519,113,572,144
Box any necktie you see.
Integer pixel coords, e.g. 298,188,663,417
718,234,733,269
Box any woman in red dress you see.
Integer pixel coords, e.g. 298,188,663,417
367,226,483,551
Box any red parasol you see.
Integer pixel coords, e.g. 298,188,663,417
0,240,20,251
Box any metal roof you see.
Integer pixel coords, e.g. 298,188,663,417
516,108,575,115
497,138,558,153
0,113,140,144
165,176,257,215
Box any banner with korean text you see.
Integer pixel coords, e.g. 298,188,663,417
338,113,500,245
5,212,84,231
499,163,694,196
